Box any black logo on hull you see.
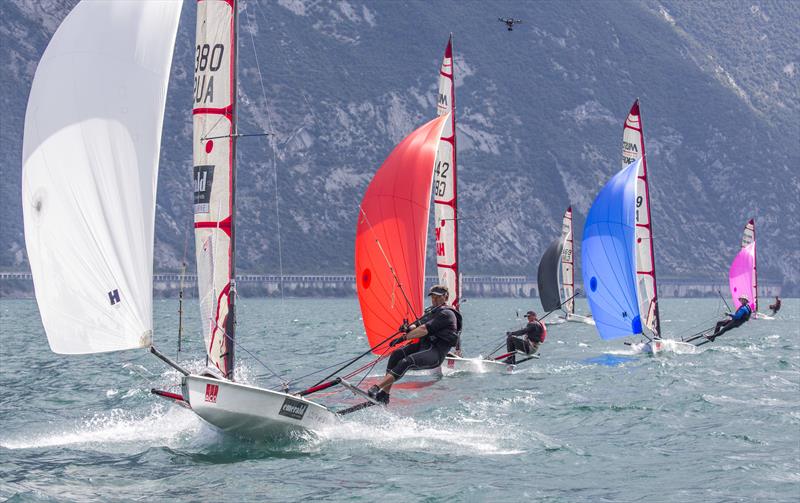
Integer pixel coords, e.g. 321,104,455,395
279,397,308,420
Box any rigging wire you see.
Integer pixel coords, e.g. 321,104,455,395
244,5,285,305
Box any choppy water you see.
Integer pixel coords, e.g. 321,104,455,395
1,297,798,502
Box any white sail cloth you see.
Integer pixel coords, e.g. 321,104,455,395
22,0,182,354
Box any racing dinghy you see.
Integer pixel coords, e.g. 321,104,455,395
24,0,383,438
537,206,594,325
581,100,692,355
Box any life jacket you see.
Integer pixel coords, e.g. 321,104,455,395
741,304,752,322
539,322,547,342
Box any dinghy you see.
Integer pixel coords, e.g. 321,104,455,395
581,100,692,355
537,206,594,325
23,0,395,438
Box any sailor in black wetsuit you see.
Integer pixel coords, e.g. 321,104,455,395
769,296,781,315
709,296,752,341
503,310,544,364
367,285,462,404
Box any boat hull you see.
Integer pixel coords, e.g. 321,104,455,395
444,356,513,373
182,375,337,438
565,313,595,325
630,339,698,355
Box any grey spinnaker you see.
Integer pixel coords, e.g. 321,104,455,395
537,239,564,312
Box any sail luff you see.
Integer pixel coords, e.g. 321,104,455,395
560,206,575,314
433,34,460,309
193,0,237,378
622,99,661,337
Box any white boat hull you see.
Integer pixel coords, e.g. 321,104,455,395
565,313,595,325
754,312,775,320
444,356,513,373
629,339,699,356
182,375,337,438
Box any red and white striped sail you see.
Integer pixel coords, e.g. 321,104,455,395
560,206,575,315
193,0,237,378
433,34,460,308
622,99,661,338
741,219,758,312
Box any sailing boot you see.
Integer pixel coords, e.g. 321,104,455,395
375,390,390,404
367,385,380,399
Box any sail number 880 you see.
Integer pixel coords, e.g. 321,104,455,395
196,44,225,72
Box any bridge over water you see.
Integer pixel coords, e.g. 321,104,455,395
0,272,781,298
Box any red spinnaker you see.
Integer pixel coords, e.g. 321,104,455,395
355,115,449,355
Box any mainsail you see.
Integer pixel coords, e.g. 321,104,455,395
560,206,575,315
355,115,450,354
433,35,460,308
729,243,756,311
622,99,661,338
22,1,182,354
193,0,238,378
582,160,642,340
538,206,574,314
740,219,758,312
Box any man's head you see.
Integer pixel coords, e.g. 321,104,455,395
525,310,537,321
738,296,749,306
428,284,449,306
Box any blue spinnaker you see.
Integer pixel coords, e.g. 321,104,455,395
581,159,642,340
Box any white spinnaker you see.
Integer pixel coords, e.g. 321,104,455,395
433,35,460,308
194,0,236,376
22,1,182,354
622,100,661,337
741,219,758,312
560,206,575,315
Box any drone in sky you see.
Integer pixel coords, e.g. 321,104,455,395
498,17,523,31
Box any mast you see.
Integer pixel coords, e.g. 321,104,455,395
741,219,757,312
560,206,575,315
193,0,238,378
622,99,661,338
433,34,460,309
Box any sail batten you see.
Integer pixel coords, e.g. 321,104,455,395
622,100,661,338
433,35,460,309
22,1,182,354
193,0,237,378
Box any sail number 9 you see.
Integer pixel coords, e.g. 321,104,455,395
196,44,225,73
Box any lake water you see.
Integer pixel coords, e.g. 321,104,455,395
1,297,798,502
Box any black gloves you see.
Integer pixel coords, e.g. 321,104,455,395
389,337,404,347
399,323,411,333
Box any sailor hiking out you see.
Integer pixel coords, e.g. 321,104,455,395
769,296,781,316
709,296,752,341
503,310,545,364
368,285,462,404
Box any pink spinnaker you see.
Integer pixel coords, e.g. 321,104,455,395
729,243,756,311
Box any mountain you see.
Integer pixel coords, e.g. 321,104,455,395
2,0,798,293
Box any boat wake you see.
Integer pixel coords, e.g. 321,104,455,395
0,404,202,450
317,409,524,456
